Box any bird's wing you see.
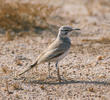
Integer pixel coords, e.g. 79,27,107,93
18,48,63,76
37,48,66,64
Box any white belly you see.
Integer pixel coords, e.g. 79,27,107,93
52,50,69,62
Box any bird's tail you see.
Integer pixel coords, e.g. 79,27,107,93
18,61,37,76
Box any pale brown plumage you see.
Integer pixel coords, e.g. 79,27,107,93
18,26,80,82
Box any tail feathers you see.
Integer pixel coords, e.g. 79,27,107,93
18,61,37,76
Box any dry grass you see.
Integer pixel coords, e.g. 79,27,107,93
1,66,12,75
82,34,110,43
85,0,110,16
0,0,58,31
5,30,15,41
99,35,110,42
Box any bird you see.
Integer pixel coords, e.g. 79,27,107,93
18,26,80,82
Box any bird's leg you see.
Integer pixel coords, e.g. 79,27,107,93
55,61,61,82
48,62,51,78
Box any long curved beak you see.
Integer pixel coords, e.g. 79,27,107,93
72,28,80,30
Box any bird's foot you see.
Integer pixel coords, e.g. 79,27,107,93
58,76,62,82
46,75,54,79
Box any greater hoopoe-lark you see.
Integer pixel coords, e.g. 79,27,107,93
18,26,80,82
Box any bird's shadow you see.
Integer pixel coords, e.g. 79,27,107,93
26,78,110,86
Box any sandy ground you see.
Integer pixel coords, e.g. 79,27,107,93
0,0,110,100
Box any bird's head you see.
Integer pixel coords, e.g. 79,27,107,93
58,26,80,38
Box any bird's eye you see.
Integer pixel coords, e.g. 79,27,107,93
61,30,69,31
64,33,67,35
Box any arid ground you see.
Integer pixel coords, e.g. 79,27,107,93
0,0,110,100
